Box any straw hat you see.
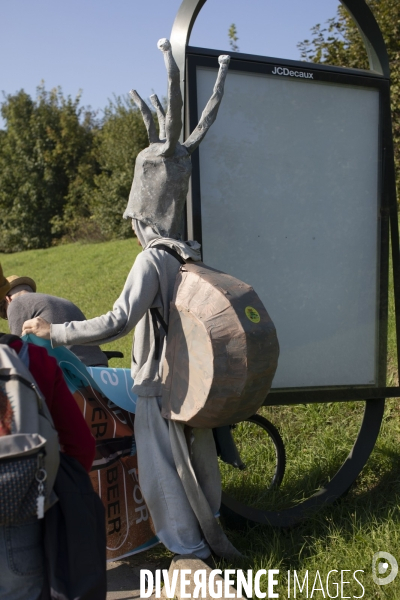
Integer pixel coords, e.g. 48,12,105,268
0,265,10,300
5,274,37,297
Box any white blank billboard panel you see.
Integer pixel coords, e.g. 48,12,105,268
196,67,380,388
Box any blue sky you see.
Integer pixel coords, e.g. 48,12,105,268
1,0,340,121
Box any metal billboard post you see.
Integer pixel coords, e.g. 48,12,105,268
170,0,400,527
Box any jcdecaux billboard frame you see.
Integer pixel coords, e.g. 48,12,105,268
168,0,400,526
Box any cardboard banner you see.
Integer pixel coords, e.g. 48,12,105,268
23,335,159,561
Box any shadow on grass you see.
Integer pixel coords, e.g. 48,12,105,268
221,450,351,512
220,444,400,570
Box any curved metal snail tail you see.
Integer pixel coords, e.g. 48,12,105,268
129,89,160,144
150,94,166,140
183,55,230,155
157,38,183,157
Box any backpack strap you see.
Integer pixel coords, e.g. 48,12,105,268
150,310,165,361
0,333,21,346
153,244,186,265
0,339,44,414
149,244,185,360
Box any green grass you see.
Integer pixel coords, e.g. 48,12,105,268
218,399,400,598
0,239,141,367
2,239,400,598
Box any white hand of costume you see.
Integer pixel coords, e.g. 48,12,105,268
22,317,51,339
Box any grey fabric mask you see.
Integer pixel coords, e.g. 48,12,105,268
133,219,159,248
123,38,230,240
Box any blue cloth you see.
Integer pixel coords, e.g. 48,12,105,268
0,519,44,600
87,367,137,412
22,335,137,413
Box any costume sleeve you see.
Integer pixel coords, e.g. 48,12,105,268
50,252,159,348
48,362,96,472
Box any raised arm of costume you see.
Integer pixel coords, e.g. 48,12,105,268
50,253,159,348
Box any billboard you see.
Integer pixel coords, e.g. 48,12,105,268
186,51,388,392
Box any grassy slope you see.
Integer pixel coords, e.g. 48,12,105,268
1,239,400,598
0,239,141,367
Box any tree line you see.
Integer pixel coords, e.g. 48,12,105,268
1,0,398,253
0,86,148,252
298,0,399,198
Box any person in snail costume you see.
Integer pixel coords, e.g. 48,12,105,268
23,39,239,559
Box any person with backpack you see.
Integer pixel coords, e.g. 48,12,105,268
22,38,240,559
0,327,96,599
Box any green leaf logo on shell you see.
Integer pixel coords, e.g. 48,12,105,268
245,306,260,323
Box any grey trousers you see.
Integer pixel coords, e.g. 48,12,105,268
134,396,221,559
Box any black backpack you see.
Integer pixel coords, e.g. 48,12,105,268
42,454,107,600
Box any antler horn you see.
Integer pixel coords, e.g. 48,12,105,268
129,90,160,144
157,38,182,157
183,55,230,155
150,94,166,140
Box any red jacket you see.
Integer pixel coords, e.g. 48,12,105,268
10,339,95,472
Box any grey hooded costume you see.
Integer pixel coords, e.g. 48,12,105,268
50,224,230,558
49,39,239,558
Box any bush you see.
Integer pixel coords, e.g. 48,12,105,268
0,85,96,252
84,96,149,240
0,88,153,251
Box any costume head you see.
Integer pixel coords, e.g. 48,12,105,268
123,38,230,239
